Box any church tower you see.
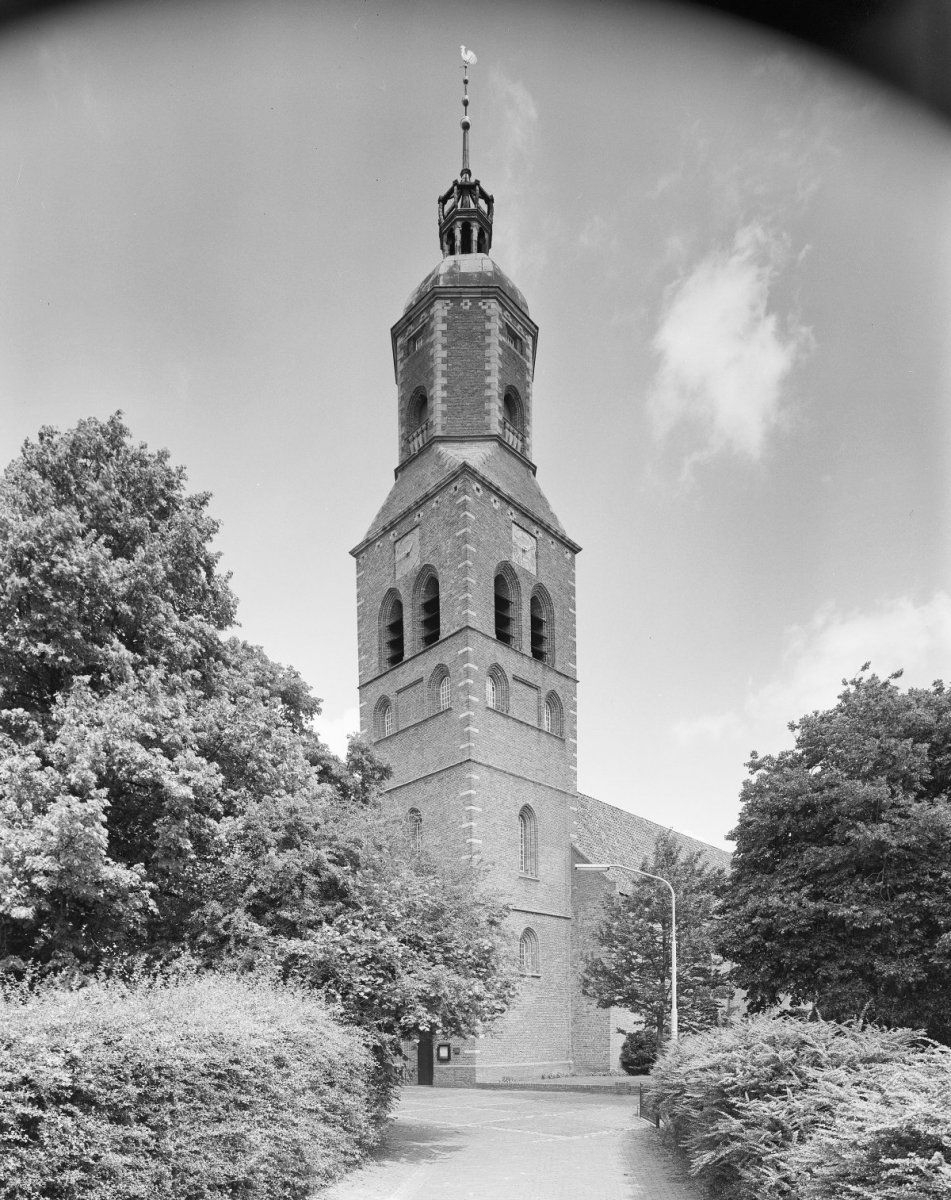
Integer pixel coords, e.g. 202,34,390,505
351,59,580,1083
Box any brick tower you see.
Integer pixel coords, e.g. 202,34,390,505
351,59,580,1084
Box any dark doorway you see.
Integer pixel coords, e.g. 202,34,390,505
417,1034,434,1085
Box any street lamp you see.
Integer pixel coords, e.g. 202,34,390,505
575,861,678,1042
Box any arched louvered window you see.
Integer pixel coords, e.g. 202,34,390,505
519,928,540,975
486,665,508,713
530,586,554,665
519,806,538,876
375,697,394,740
380,591,404,669
408,808,422,854
439,672,451,711
419,572,440,648
543,691,564,737
494,574,513,645
494,565,520,648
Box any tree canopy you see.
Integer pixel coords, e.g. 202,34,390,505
0,415,516,1051
718,668,951,1042
581,830,727,1042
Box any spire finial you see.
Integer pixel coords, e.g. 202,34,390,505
437,48,493,258
460,45,477,179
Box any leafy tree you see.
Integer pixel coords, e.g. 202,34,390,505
581,831,726,1043
0,413,235,716
0,415,517,1055
718,669,951,1042
193,798,517,1047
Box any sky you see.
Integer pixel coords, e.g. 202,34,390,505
1,0,950,849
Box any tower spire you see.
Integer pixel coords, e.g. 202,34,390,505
460,45,474,178
438,47,494,257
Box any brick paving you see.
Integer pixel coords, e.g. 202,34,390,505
317,1086,703,1200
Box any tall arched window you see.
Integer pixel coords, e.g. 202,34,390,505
530,586,554,665
429,664,451,713
502,389,525,453
418,572,440,648
380,591,404,669
519,806,538,876
494,573,513,645
519,928,540,975
486,665,508,713
408,808,422,854
543,691,564,737
503,388,523,431
494,565,520,649
410,390,428,429
375,696,394,740
406,389,431,454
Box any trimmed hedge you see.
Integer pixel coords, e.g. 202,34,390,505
0,971,387,1199
651,1014,951,1200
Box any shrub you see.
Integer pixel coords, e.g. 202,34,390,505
791,1050,951,1199
0,969,388,1200
650,1013,946,1200
619,1029,657,1075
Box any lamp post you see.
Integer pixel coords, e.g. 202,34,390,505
575,861,678,1042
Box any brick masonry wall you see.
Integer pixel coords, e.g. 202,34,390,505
354,454,581,1078
395,301,438,462
356,468,578,791
393,284,536,461
570,845,613,1073
444,300,491,435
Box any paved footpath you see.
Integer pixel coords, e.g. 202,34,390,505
318,1086,703,1200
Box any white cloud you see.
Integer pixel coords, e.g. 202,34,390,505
488,67,540,278
493,70,537,165
648,223,812,466
672,711,744,745
315,704,360,760
675,593,951,756
751,594,951,738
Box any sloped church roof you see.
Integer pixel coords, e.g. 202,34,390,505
356,440,575,551
572,792,731,884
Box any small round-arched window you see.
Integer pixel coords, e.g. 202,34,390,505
486,665,509,713
519,928,540,975
430,664,452,713
375,696,394,740
543,691,564,737
519,806,538,876
408,808,422,854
